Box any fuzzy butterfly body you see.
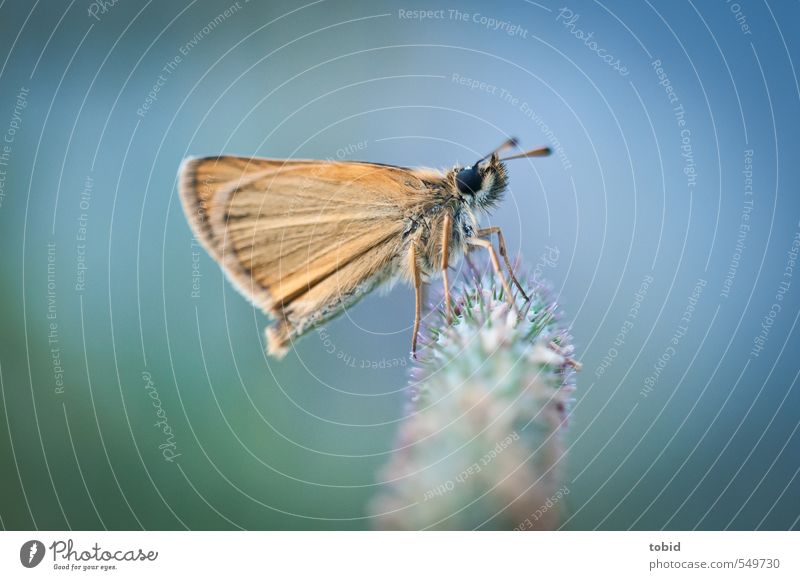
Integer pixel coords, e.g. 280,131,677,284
179,141,550,357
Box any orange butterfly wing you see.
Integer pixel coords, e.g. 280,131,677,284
179,155,434,357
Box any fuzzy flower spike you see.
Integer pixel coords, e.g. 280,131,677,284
370,262,579,530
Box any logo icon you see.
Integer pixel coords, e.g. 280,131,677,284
20,540,45,568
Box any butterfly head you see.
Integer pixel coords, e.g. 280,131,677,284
453,153,509,210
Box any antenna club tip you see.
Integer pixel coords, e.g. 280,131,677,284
499,145,553,162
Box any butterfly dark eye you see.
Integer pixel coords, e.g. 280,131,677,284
456,166,482,195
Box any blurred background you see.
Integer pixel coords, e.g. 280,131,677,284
0,0,798,530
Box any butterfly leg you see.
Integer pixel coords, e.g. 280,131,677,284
441,213,453,322
466,237,518,313
476,226,529,302
410,245,422,358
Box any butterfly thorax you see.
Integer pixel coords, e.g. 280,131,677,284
403,156,508,276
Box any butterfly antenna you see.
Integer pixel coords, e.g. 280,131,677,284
474,138,519,165
500,145,552,161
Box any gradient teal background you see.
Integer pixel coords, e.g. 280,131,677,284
1,0,799,530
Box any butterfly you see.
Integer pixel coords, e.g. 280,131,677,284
179,138,550,358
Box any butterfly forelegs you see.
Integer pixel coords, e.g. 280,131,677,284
475,226,529,302
466,235,520,314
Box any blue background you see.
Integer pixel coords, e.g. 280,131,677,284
0,0,798,529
